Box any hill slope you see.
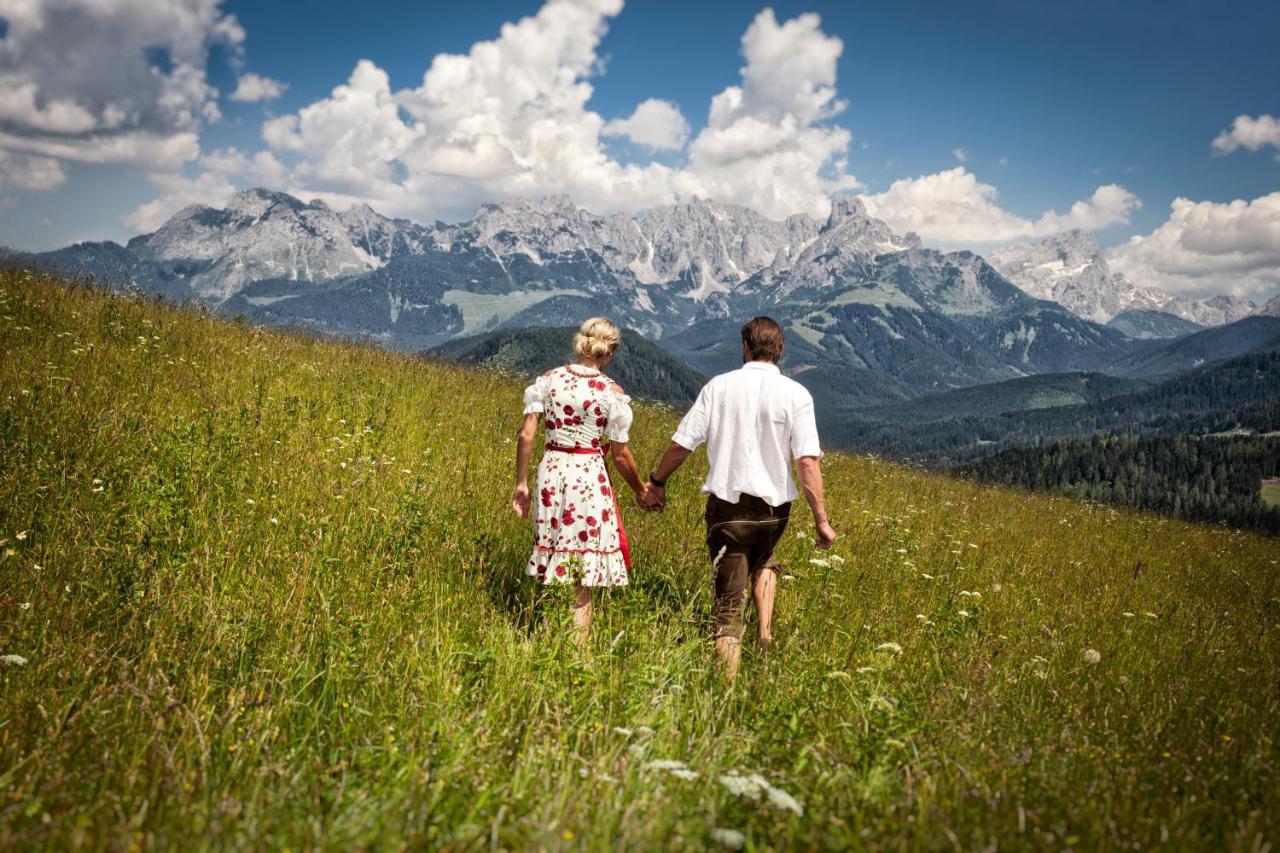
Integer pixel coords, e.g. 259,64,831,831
1,267,1276,848
428,326,706,406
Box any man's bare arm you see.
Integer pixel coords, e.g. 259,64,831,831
795,455,836,549
643,441,693,508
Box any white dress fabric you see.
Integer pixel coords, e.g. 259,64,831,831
671,361,823,507
522,364,633,586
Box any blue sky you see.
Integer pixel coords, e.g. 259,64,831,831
1,0,1277,299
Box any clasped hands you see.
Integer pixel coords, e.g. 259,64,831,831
637,481,665,512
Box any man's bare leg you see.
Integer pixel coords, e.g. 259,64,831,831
753,565,777,653
715,635,742,679
570,586,593,647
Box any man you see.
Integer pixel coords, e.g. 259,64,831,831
643,317,836,678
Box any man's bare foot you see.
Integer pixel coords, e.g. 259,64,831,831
758,636,774,656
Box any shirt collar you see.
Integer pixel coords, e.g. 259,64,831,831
742,361,780,373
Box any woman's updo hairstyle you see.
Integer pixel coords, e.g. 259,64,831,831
573,316,621,362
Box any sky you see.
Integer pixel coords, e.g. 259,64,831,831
0,0,1277,301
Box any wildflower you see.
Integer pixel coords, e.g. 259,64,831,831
19,602,30,610
825,670,851,679
612,727,633,738
915,613,926,620
992,583,1003,592
856,666,875,674
831,555,845,564
921,573,934,580
718,773,769,801
15,531,27,541
1,654,27,666
766,785,804,815
634,725,654,738
876,642,903,654
711,828,746,849
957,610,971,618
808,558,830,567
1083,648,1101,664
1143,612,1159,619
269,517,279,525
245,498,256,506
1122,612,1135,618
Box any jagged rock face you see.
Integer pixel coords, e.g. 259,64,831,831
769,197,920,295
989,230,1255,327
1251,293,1280,317
129,189,397,301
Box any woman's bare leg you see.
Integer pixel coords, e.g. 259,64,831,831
570,586,593,646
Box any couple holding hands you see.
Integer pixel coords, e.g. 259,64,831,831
512,316,835,677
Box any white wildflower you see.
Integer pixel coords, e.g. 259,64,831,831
19,602,30,610
15,530,27,541
1122,612,1135,618
958,610,971,617
766,784,804,815
1,654,27,666
921,573,934,580
825,670,851,680
875,642,903,654
718,773,769,801
612,727,633,738
991,583,1003,592
269,517,279,525
670,768,699,780
856,666,875,673
634,725,655,738
1083,648,1102,665
710,828,746,849
808,558,830,567
831,555,845,564
1143,612,1159,619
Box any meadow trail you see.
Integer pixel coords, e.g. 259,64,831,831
1,268,1277,849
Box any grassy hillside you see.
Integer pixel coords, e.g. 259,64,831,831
428,325,707,406
1,267,1277,849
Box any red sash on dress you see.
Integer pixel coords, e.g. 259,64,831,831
545,442,630,569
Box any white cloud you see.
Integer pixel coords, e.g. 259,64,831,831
683,7,857,219
862,167,1140,245
231,73,288,103
0,0,243,207
952,147,966,163
602,99,689,150
1108,192,1280,300
1211,114,1280,159
0,149,67,208
243,1,855,224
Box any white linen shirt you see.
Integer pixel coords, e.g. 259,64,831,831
671,361,822,507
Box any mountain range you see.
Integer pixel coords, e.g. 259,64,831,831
10,187,1276,414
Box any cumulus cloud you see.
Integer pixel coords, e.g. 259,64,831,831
0,0,250,217
1108,192,1280,299
603,99,689,150
230,73,288,102
1211,114,1280,159
862,167,1140,245
245,1,855,223
0,149,67,208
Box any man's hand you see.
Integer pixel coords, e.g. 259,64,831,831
640,482,666,511
815,518,836,549
511,483,531,519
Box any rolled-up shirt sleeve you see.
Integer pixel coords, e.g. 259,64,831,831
672,384,712,450
790,392,823,459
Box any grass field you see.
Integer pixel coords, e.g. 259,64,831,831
1,267,1277,849
1263,480,1280,509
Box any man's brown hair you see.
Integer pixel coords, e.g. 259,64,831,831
741,316,785,363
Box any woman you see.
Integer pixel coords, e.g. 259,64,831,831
511,317,647,643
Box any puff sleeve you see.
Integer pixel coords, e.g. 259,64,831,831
603,390,633,443
522,375,549,415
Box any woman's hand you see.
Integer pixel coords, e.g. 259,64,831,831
511,483,531,518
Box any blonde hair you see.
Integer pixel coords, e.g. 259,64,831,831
573,317,621,361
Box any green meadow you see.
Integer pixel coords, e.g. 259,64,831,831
1,267,1277,849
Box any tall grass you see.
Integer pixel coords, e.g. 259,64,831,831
1,267,1277,849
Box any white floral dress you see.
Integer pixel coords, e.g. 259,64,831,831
522,364,634,586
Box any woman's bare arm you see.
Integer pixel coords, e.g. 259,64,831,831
608,442,646,497
511,413,540,517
